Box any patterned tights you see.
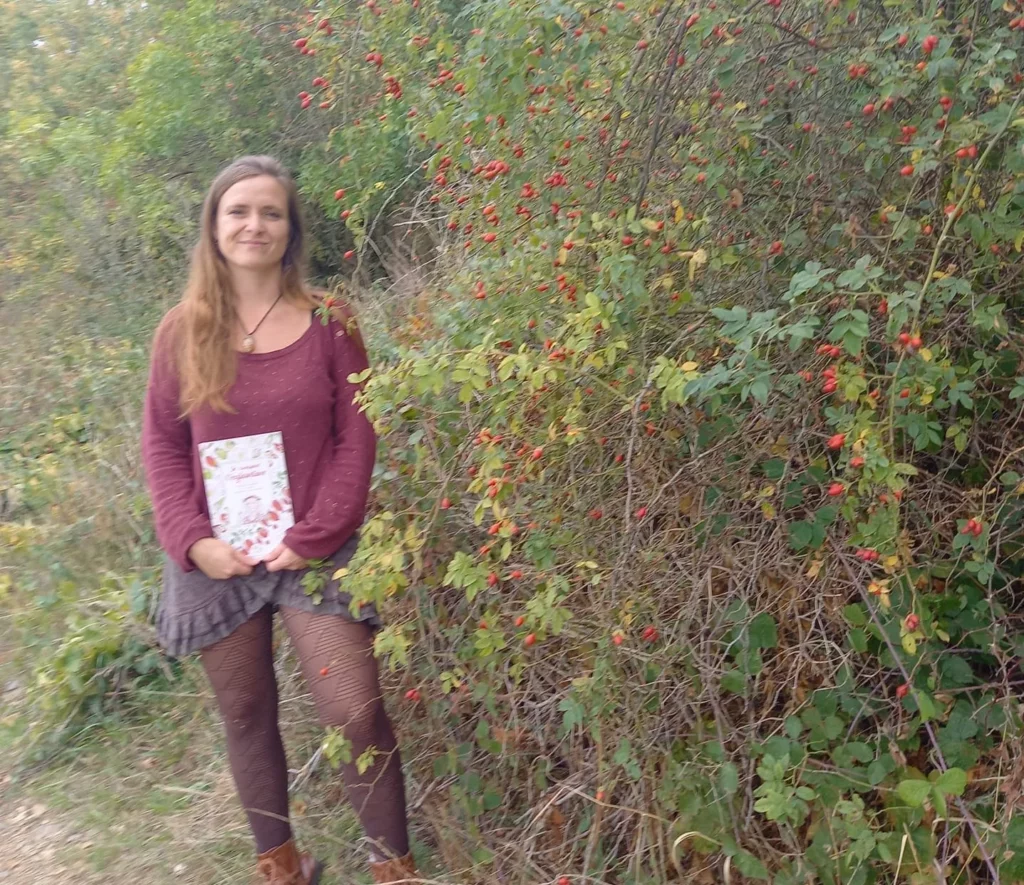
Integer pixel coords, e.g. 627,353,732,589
198,605,409,859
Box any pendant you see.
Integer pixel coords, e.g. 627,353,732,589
240,335,256,353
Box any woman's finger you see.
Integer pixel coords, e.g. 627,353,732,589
267,550,301,572
261,542,284,563
235,549,259,566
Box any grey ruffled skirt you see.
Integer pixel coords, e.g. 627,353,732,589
154,531,382,657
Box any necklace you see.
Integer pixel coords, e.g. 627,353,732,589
238,291,284,353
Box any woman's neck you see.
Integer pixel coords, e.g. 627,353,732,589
231,267,284,312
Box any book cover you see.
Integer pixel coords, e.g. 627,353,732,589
198,431,294,561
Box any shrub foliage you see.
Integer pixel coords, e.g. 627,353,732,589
3,0,1024,881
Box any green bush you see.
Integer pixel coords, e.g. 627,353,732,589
3,0,1024,880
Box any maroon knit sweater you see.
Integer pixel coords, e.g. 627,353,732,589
141,311,377,573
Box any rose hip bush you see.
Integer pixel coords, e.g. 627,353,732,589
5,0,1024,880
293,0,1024,881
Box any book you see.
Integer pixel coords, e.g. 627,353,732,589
198,431,294,561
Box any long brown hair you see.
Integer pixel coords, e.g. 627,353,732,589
159,155,319,416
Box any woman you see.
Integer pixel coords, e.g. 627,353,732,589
142,155,417,885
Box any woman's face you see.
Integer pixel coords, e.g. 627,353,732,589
214,175,291,273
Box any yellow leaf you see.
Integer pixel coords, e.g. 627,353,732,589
674,205,685,223
558,247,569,265
806,559,823,578
761,501,776,521
681,361,699,371
936,629,950,642
901,633,918,656
733,101,747,111
688,248,708,282
918,347,933,362
1014,230,1024,252
737,135,750,150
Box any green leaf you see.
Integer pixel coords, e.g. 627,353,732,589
915,690,939,722
784,716,803,739
867,758,895,786
748,612,778,649
897,779,932,807
732,850,769,880
789,520,814,551
720,669,746,695
718,762,739,796
843,604,867,626
934,767,967,797
939,655,975,686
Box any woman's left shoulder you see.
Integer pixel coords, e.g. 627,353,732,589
311,287,366,355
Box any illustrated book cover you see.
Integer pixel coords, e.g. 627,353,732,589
198,431,294,560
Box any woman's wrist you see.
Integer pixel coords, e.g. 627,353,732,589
187,536,215,561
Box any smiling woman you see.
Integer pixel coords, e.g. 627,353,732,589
140,156,418,885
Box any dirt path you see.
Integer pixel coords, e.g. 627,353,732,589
0,801,99,884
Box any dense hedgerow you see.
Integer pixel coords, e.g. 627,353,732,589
3,0,1024,881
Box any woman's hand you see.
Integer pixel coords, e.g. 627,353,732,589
263,542,308,573
188,538,259,579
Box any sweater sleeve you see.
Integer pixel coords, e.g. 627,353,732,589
140,319,213,572
283,317,377,560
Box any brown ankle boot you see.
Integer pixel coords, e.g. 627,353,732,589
256,837,323,885
369,851,418,883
